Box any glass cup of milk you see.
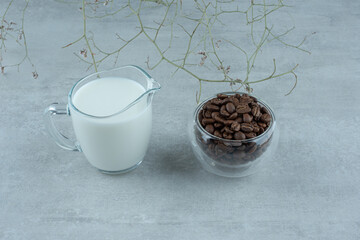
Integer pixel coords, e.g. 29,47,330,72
44,65,160,174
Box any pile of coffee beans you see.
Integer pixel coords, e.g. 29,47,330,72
195,93,273,165
198,93,271,139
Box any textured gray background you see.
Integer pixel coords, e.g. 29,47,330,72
1,0,360,239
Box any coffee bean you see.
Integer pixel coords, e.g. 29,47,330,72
204,110,212,118
259,127,265,134
211,111,220,119
234,131,246,140
202,109,206,118
239,95,253,104
245,132,257,139
261,106,269,114
206,104,220,112
250,102,258,108
214,123,223,128
203,102,212,110
258,122,267,128
221,98,232,105
215,144,227,156
231,121,241,131
211,98,222,105
250,96,257,102
205,124,215,134
251,121,259,126
199,110,204,123
220,105,230,117
261,113,271,123
222,132,233,139
233,149,246,159
230,141,243,147
253,126,260,133
207,142,215,149
224,126,234,134
217,143,234,153
237,145,246,151
247,143,257,153
236,103,251,114
214,115,225,123
241,123,253,132
202,118,215,125
232,97,240,106
252,106,262,119
235,117,243,123
243,113,253,123
226,102,236,114
217,94,228,99
214,130,222,138
224,120,234,126
228,112,238,120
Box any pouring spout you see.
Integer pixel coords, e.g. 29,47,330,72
117,78,160,115
149,78,161,92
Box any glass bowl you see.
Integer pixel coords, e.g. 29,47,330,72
188,92,279,177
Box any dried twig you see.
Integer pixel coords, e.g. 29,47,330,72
0,0,36,77
60,0,310,102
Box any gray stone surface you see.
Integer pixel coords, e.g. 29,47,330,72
1,0,360,239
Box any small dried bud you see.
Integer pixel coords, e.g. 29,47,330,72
198,51,207,66
18,31,23,40
215,40,221,48
1,66,4,74
245,86,253,93
225,65,231,74
80,48,87,58
199,55,207,66
32,71,38,79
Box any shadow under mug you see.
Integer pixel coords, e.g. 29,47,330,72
44,65,161,174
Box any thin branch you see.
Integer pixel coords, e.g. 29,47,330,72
82,0,98,72
59,0,310,99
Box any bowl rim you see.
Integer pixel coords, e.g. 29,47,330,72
194,91,276,143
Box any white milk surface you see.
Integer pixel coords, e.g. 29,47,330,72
71,77,152,171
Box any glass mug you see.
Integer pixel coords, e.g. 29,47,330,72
44,66,161,174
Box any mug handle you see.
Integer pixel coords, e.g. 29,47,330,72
44,103,81,151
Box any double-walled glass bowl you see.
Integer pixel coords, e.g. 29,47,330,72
188,92,279,177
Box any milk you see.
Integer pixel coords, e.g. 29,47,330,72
71,77,152,172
